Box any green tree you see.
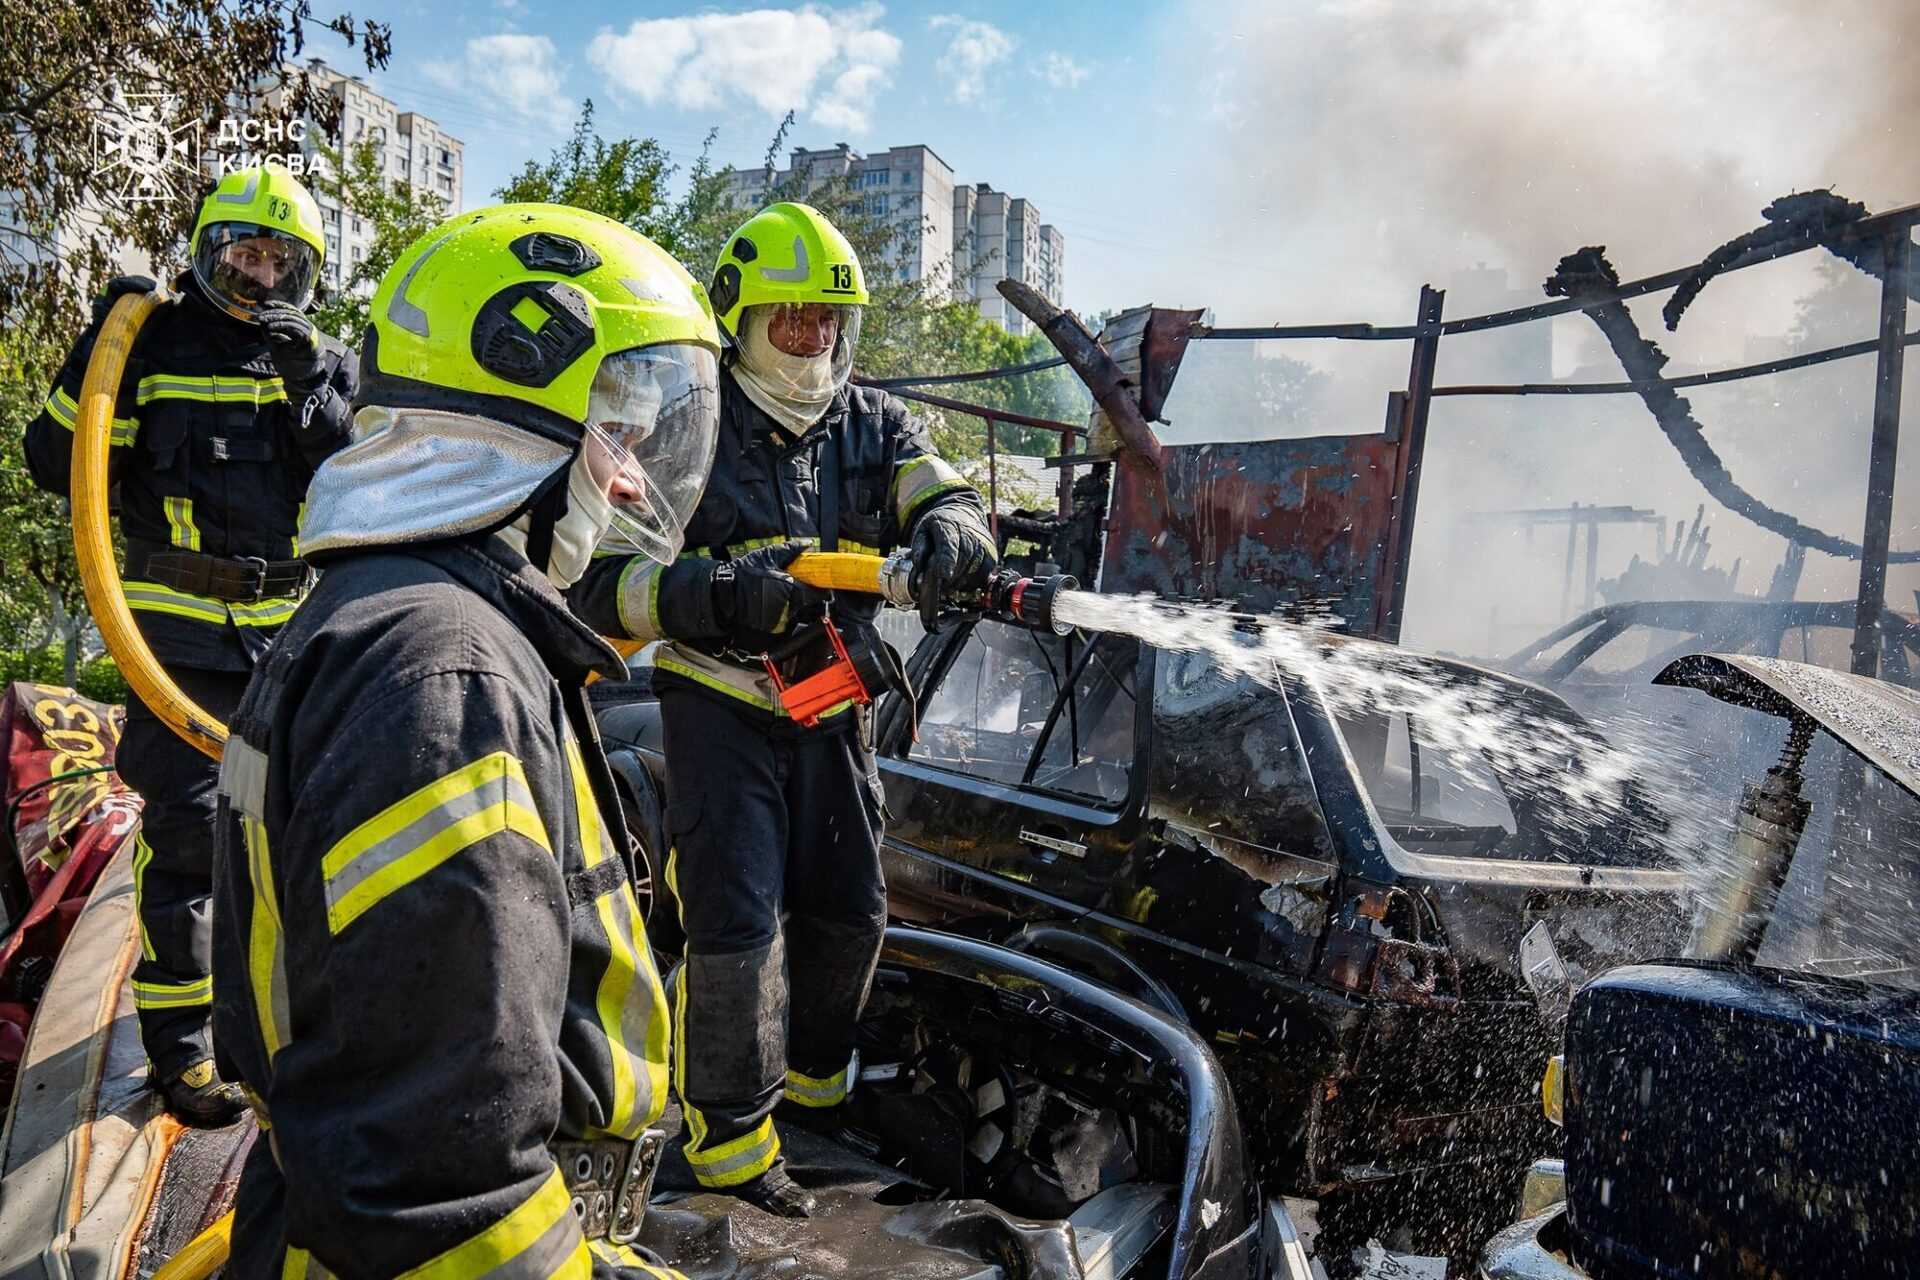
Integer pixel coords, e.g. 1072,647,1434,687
0,1,390,337
498,107,1097,478
0,324,116,683
309,138,449,340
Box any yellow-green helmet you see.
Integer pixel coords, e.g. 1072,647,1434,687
189,164,326,322
364,202,719,438
708,201,868,338
303,204,723,570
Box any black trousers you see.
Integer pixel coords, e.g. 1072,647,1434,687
116,665,250,1077
659,687,887,1189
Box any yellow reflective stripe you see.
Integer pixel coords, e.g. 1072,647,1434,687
282,1247,335,1279
228,596,301,627
654,656,777,711
586,1242,685,1279
293,502,306,557
894,454,969,524
679,535,886,561
614,557,664,643
783,1061,852,1108
321,751,551,935
397,1167,590,1280
684,1115,780,1187
136,373,288,407
132,834,157,961
163,496,201,550
566,737,669,1138
132,974,213,1009
123,580,229,623
123,580,300,627
653,654,851,720
244,815,291,1059
45,387,137,443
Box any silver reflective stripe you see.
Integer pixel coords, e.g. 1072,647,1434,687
220,738,269,818
486,1204,584,1280
603,889,660,1124
387,229,459,337
323,770,541,913
760,235,811,283
691,1127,777,1180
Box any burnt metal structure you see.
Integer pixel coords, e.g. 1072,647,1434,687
865,197,1918,661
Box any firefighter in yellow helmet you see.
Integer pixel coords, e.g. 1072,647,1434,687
23,163,352,1124
570,203,996,1216
208,204,720,1276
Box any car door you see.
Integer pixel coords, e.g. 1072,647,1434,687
874,616,1148,923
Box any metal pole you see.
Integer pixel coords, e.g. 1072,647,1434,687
1056,426,1075,518
1379,285,1445,642
984,416,999,544
1585,512,1600,611
1851,226,1912,677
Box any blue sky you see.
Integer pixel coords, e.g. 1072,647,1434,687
343,1,1184,318
331,1,1919,349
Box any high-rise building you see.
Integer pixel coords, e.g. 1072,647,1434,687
952,185,1065,336
724,143,957,297
724,143,1065,330
255,59,464,294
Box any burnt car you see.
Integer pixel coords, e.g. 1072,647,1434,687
1479,655,1920,1280
596,597,1695,1262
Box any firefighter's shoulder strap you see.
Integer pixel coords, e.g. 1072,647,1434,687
818,424,839,553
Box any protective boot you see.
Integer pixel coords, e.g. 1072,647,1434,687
154,1058,246,1128
733,1162,816,1218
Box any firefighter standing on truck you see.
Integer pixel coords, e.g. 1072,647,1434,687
24,164,353,1126
208,204,720,1276
570,202,997,1217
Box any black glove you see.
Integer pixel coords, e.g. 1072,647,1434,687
712,541,829,649
89,275,156,327
909,506,998,630
258,302,327,391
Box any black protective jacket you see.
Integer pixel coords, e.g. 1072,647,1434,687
25,275,355,670
210,537,674,1278
570,372,986,718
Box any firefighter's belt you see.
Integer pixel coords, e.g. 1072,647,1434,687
127,540,311,602
552,1129,665,1243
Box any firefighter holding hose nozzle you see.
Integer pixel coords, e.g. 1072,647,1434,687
569,202,997,1217
24,164,353,1126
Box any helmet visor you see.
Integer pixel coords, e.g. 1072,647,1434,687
193,222,320,320
748,301,861,395
583,343,721,565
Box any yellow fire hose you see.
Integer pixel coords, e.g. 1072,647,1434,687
73,290,229,763
71,291,241,1277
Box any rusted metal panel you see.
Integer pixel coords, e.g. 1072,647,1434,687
1098,431,1403,635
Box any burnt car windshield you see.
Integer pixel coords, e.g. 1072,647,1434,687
1327,681,1665,865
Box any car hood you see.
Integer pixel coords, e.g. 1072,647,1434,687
1655,653,1920,801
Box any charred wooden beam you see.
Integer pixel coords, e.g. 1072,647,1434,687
1663,190,1871,330
1545,245,1920,564
997,279,1165,471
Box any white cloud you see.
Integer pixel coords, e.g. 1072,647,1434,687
587,4,901,134
1038,51,1091,90
424,34,572,129
928,15,1015,105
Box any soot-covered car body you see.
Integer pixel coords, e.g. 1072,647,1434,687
596,607,1694,1259
1479,655,1920,1280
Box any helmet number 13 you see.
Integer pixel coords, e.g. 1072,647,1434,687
830,264,853,291
268,196,292,222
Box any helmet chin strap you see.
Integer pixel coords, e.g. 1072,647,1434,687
524,474,570,580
